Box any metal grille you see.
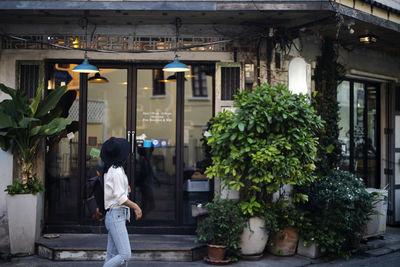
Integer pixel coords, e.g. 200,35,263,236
68,99,104,123
221,67,240,100
19,64,39,98
2,34,228,52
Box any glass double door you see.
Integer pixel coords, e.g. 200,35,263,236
45,61,213,231
85,66,178,226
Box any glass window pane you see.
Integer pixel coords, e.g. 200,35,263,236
354,82,365,180
45,63,80,223
366,84,378,187
136,69,176,221
85,68,127,221
338,81,351,171
183,64,214,225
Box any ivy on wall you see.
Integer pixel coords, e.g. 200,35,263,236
312,38,345,173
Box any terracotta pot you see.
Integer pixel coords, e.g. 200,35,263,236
207,244,227,260
268,226,299,256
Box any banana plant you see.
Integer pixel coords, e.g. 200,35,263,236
0,82,72,193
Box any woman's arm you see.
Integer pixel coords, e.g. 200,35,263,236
122,199,142,220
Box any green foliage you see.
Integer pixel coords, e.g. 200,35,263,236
261,200,307,235
5,175,44,195
312,38,345,173
205,83,323,216
0,83,72,193
196,197,246,261
297,169,376,258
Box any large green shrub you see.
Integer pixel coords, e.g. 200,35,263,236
205,83,323,216
298,169,375,258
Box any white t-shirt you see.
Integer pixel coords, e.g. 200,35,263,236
104,166,129,210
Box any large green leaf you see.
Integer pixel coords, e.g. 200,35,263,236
0,99,20,119
35,85,67,118
0,83,17,99
0,111,15,129
0,84,29,115
29,81,44,116
13,89,30,115
30,117,72,136
0,135,10,151
18,117,40,128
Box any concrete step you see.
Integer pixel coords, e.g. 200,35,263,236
36,234,206,262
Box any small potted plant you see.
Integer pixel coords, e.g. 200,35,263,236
266,200,306,256
196,197,246,263
0,82,71,254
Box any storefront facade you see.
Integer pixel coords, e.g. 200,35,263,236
1,1,400,242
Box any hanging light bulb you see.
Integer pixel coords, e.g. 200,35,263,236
72,37,79,48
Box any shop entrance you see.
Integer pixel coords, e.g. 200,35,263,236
44,61,214,232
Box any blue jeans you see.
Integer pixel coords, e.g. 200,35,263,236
103,209,131,267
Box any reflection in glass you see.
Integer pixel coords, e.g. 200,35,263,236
183,64,214,224
85,69,127,221
136,69,176,221
366,85,378,187
337,80,379,187
338,81,351,171
45,63,80,223
354,82,365,180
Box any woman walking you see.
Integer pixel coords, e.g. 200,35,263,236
101,137,142,267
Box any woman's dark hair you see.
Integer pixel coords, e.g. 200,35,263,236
103,160,127,175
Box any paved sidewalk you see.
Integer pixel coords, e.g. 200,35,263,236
1,227,400,266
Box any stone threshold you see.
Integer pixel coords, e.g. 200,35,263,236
36,234,206,261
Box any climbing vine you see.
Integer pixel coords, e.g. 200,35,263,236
312,38,345,173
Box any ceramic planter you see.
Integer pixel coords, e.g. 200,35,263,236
297,239,321,259
207,244,227,260
268,226,298,256
239,217,269,258
6,192,44,255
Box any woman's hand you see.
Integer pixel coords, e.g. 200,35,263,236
123,199,143,220
134,206,142,220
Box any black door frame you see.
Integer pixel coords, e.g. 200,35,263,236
43,60,214,234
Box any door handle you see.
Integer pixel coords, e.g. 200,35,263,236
127,130,132,154
131,130,135,154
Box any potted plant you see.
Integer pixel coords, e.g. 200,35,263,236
205,83,323,258
297,169,376,259
266,200,306,256
196,197,246,263
0,82,71,254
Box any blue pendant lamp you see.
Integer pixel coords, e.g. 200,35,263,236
162,56,189,72
72,18,99,74
72,52,99,73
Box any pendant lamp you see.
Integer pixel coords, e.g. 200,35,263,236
72,18,99,73
72,52,99,73
88,72,109,83
162,56,189,72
